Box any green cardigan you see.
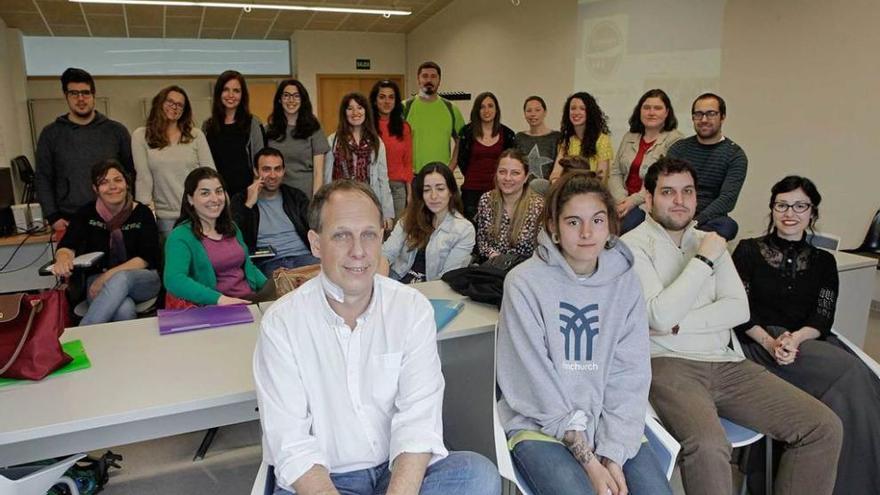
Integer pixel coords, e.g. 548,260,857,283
163,221,267,305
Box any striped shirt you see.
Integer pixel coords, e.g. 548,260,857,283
667,136,748,224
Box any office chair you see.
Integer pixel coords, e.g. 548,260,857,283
10,156,35,205
844,208,880,262
0,453,86,495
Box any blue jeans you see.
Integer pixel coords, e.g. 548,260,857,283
697,215,739,240
511,440,671,495
272,451,500,495
81,269,161,325
257,253,320,278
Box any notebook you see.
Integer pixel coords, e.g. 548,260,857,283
158,305,254,335
0,340,91,388
430,299,465,331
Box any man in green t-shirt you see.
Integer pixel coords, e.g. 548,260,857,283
404,61,466,173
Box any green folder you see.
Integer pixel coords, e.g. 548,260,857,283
0,339,91,388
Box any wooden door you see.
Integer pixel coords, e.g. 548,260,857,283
249,82,278,124
316,74,405,134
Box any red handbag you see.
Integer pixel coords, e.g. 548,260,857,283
0,289,71,380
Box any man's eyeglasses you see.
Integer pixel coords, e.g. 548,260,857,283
691,110,720,120
66,90,93,98
281,93,302,101
164,99,185,110
772,201,812,213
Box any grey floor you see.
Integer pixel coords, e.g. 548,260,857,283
93,311,880,495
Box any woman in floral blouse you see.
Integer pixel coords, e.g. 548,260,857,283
474,149,545,262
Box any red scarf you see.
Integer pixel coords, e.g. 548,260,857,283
95,196,133,267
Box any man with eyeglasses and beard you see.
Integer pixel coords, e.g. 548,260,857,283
35,67,133,234
667,93,747,240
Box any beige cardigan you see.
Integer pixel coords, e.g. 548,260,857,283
608,130,683,204
621,215,749,362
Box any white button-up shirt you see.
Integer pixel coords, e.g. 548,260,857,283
253,273,448,490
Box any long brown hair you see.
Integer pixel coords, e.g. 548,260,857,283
145,85,195,149
205,70,252,135
333,92,380,163
470,91,501,139
487,149,538,245
542,170,619,239
402,162,463,250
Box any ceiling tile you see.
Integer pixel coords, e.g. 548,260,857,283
234,18,271,38
81,3,123,15
125,5,162,26
88,15,127,37
336,15,376,32
239,9,277,21
203,7,237,28
200,27,234,39
265,30,291,40
0,0,38,14
306,21,342,30
129,25,162,37
0,13,49,34
273,11,310,29
165,5,203,17
36,0,84,24
165,17,200,38
51,23,90,36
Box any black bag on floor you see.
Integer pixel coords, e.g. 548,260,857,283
49,451,123,495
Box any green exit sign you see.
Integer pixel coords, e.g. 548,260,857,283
356,59,371,70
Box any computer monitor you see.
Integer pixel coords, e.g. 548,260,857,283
0,167,14,207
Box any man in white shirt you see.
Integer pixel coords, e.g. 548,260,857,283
621,157,842,495
254,179,500,495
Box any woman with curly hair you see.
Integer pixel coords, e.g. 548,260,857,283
548,92,613,184
133,85,215,237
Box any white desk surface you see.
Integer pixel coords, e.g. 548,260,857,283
0,305,262,466
831,250,878,271
257,280,499,341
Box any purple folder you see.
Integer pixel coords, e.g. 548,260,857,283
158,305,254,335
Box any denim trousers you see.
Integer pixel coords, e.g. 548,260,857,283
389,181,407,219
696,215,739,240
257,253,320,278
511,439,672,495
272,451,500,495
81,269,161,325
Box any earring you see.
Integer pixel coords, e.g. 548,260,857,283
605,235,617,250
551,232,560,244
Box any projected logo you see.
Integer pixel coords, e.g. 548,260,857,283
583,20,623,79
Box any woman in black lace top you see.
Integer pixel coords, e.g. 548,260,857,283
732,175,880,495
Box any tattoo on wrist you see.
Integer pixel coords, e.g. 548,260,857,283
563,431,595,466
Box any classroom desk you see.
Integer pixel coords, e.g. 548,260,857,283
0,305,263,467
0,232,55,293
831,250,877,347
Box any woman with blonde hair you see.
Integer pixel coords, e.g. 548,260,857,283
474,149,544,262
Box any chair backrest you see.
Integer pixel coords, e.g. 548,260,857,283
0,453,85,495
644,414,680,480
856,208,880,253
719,417,764,449
11,156,34,184
806,231,841,251
250,461,271,495
831,328,880,378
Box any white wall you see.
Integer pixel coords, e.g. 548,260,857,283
722,0,880,247
406,0,577,133
294,30,407,100
0,18,31,201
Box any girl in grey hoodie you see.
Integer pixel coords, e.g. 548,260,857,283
496,171,670,495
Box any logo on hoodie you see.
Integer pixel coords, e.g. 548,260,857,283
559,302,599,362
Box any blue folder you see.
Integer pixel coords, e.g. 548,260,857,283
429,299,465,331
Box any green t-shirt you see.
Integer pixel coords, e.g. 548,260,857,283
405,97,465,172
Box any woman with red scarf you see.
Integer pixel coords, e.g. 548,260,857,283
52,159,161,325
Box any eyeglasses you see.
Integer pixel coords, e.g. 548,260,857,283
691,110,720,120
772,201,812,213
281,92,302,101
164,99,185,110
66,90,93,98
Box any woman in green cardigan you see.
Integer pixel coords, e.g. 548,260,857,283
164,167,273,306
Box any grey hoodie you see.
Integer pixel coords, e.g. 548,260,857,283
496,230,651,466
35,112,133,223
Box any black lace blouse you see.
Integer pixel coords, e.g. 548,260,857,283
731,234,838,339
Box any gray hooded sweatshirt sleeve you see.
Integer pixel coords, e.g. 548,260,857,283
496,230,651,465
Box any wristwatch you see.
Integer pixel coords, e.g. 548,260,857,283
694,254,714,269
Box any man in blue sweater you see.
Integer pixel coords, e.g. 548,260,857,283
667,93,747,240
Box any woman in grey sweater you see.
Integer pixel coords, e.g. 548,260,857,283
496,171,671,495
